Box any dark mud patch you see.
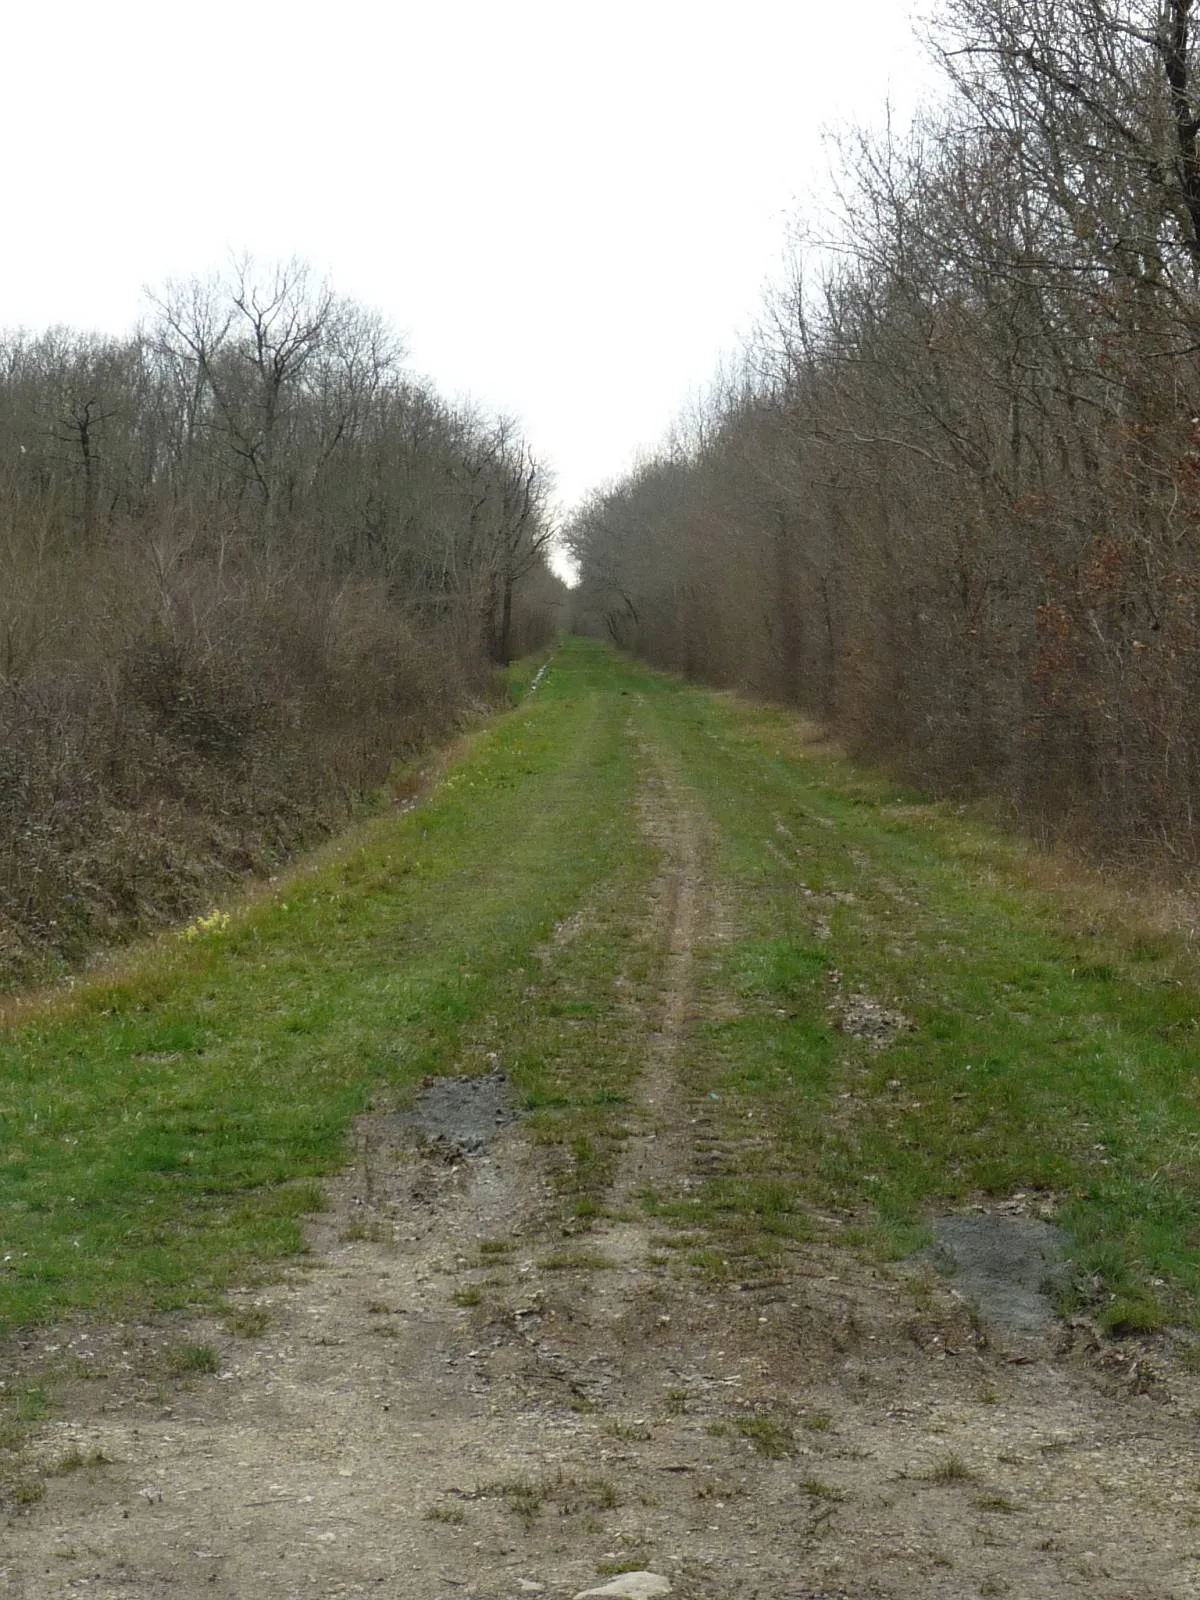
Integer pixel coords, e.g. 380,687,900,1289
928,1213,1070,1334
830,987,914,1049
397,1069,520,1154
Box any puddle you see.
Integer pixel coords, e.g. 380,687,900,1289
397,1070,520,1154
928,1213,1071,1334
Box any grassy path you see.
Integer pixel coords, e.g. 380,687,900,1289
0,643,652,1330
4,636,1200,1335
7,637,1200,1598
633,678,1200,1336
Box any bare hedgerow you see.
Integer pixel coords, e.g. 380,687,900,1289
0,261,567,982
568,0,1200,869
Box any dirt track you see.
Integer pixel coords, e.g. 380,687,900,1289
5,760,1200,1600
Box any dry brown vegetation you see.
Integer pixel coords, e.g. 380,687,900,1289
0,257,565,983
569,0,1200,867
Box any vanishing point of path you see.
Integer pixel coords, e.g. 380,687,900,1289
5,640,1200,1599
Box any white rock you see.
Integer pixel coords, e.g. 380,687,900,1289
574,1576,671,1600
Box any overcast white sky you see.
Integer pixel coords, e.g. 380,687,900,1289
3,0,937,526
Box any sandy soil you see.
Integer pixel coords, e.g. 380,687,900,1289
5,765,1200,1600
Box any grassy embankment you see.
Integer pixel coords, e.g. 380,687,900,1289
3,636,1200,1345
0,642,656,1334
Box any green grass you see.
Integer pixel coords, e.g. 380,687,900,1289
15,1387,50,1422
0,638,653,1334
503,639,560,701
222,1305,271,1337
424,1501,467,1524
474,1470,620,1523
7,635,1200,1339
538,1250,617,1271
165,1342,221,1376
974,1492,1018,1513
731,1413,795,1459
924,1452,976,1484
800,1477,846,1502
625,671,1200,1330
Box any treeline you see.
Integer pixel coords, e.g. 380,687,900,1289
0,258,564,980
571,0,1200,862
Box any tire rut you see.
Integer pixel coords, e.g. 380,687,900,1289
8,725,1200,1600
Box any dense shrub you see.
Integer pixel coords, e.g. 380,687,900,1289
570,0,1200,868
0,262,565,984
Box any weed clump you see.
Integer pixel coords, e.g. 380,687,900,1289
166,1343,220,1377
732,1414,795,1459
924,1452,975,1484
